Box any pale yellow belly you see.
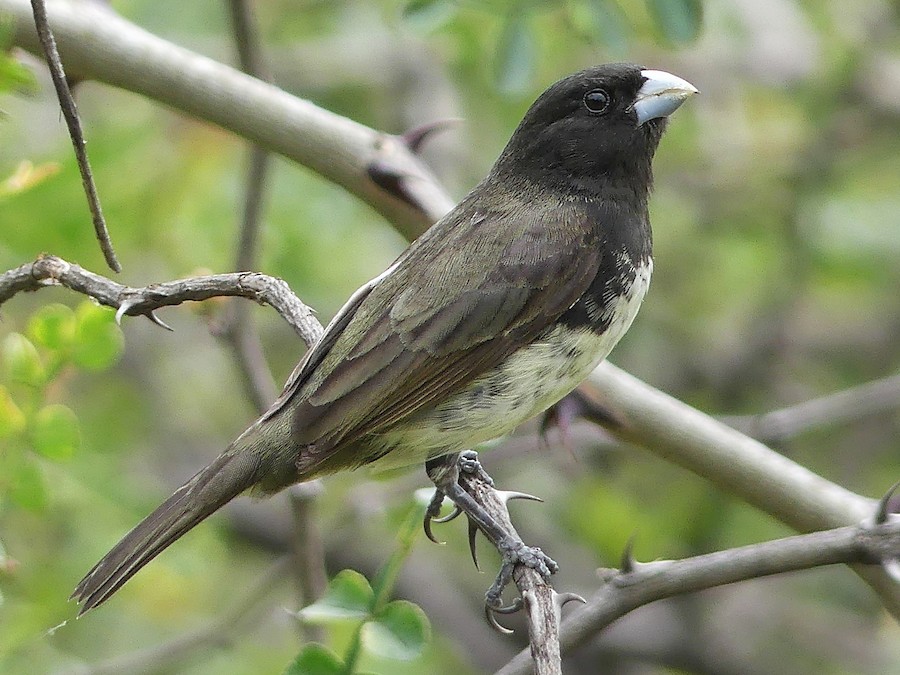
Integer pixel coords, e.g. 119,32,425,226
366,261,651,471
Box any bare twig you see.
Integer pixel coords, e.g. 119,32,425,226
723,374,900,444
497,517,900,675
0,255,323,348
224,0,329,636
457,465,565,674
28,0,119,272
218,0,278,412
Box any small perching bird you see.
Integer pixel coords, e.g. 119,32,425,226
73,63,696,615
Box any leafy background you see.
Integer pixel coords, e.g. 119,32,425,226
1,0,899,673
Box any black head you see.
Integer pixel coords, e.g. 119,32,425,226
492,63,696,195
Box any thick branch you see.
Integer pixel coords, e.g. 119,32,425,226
578,364,900,617
497,518,900,675
3,0,454,240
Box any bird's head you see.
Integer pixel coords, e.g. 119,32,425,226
493,63,697,194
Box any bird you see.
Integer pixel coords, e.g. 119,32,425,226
72,63,696,614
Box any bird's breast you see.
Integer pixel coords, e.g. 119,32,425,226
365,257,652,471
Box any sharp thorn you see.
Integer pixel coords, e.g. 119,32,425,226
114,298,137,325
875,479,900,524
554,591,586,611
498,490,543,504
145,310,173,331
467,517,480,570
620,535,637,573
401,118,463,153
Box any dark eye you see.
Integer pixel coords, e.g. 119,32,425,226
583,89,611,114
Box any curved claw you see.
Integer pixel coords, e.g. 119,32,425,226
485,605,514,635
492,597,524,615
433,505,462,524
423,514,444,545
422,492,462,543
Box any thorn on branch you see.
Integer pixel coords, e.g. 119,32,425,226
554,590,586,611
620,535,637,573
400,118,462,154
876,480,900,525
366,120,459,217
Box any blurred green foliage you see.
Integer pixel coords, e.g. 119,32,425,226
0,0,898,673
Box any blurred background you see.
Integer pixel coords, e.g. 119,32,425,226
1,0,899,673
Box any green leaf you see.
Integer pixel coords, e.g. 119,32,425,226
27,304,77,351
495,14,536,94
7,458,48,512
0,51,36,94
361,600,431,661
0,386,26,439
2,333,45,387
30,404,80,460
298,570,374,624
72,303,124,371
645,0,702,44
284,644,344,675
0,161,60,200
402,0,455,31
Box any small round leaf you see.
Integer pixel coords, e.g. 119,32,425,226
0,386,26,439
2,333,45,386
298,569,374,624
361,600,431,660
72,303,124,371
8,459,48,512
31,404,80,460
26,304,77,351
284,643,344,675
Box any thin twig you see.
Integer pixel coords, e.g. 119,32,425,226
723,374,900,444
497,517,900,675
224,0,329,634
0,255,324,348
219,0,277,412
28,0,120,272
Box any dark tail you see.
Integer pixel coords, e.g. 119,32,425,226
72,451,260,614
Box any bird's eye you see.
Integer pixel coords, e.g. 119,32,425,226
583,89,611,114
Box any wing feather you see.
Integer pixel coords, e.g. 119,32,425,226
274,196,601,473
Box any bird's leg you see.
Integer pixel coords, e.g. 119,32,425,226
424,451,558,611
